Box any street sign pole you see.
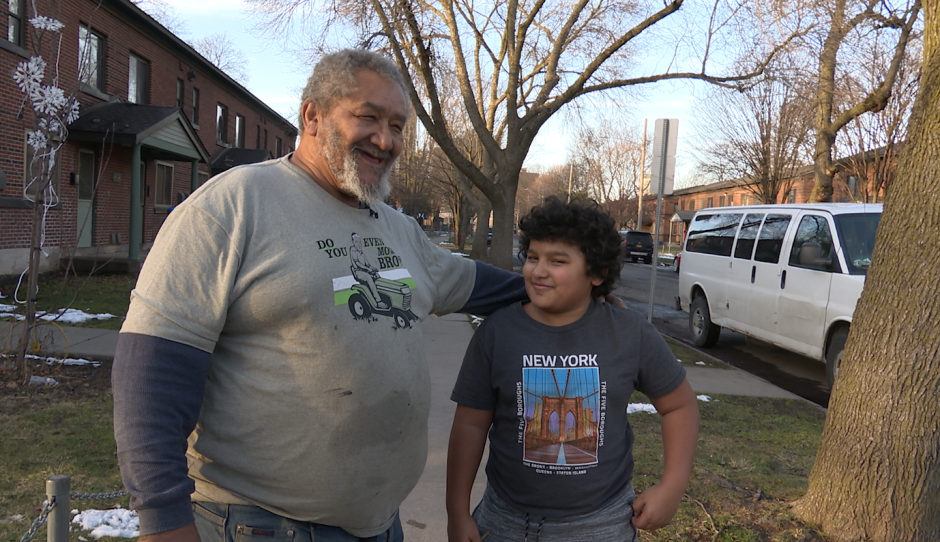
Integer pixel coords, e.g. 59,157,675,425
648,119,677,322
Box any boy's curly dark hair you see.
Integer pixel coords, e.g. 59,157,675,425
517,196,623,298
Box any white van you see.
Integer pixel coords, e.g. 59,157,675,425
677,203,882,387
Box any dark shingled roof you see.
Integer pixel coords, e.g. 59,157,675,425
68,101,209,162
210,147,273,172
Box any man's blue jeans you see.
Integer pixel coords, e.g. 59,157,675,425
192,502,403,542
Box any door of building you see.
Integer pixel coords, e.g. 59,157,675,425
77,150,95,247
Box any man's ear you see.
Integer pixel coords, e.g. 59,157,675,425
301,101,320,137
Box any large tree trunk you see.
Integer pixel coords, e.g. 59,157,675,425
792,4,940,537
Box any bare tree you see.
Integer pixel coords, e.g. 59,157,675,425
790,2,940,536
246,0,807,269
572,120,644,204
801,0,921,202
693,73,813,203
8,5,81,382
131,0,188,34
836,38,920,201
191,33,250,85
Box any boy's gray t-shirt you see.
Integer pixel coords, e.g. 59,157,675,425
451,300,686,518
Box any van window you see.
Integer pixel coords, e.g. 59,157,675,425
834,213,881,275
733,213,764,260
789,215,836,272
686,213,743,257
754,214,791,263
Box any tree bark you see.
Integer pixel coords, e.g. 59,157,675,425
792,2,940,537
15,197,44,383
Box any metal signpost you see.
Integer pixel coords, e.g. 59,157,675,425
648,119,677,322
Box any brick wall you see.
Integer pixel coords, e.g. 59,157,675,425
0,0,297,258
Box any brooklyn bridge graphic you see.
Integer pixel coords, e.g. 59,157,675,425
522,367,600,466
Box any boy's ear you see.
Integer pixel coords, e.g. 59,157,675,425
590,269,606,287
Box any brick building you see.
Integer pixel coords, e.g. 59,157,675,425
0,0,297,275
639,149,891,249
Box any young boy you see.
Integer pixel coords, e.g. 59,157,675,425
446,197,699,542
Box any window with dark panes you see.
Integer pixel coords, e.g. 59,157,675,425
78,25,104,90
789,215,835,271
685,213,742,256
216,104,228,145
706,197,713,208
128,54,150,104
733,213,765,260
754,214,792,263
256,125,261,149
788,188,796,203
275,136,282,157
6,0,24,46
155,162,173,207
192,88,200,126
176,79,184,108
235,115,246,148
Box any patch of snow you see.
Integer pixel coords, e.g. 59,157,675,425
627,403,658,414
1,305,116,324
38,308,116,324
72,508,139,539
0,514,24,525
695,361,706,366
628,395,715,414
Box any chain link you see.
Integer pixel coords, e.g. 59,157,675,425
19,499,55,542
18,489,127,542
69,490,128,501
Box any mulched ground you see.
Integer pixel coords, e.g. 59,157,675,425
1,357,112,397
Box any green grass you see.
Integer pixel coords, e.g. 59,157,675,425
1,273,136,331
0,386,127,542
0,380,827,542
630,394,826,541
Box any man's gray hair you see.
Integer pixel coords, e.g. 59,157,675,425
298,49,409,129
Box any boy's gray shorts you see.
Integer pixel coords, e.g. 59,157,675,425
471,483,639,541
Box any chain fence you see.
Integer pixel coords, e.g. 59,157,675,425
19,476,128,542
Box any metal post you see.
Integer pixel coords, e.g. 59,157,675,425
637,119,647,230
648,120,669,323
46,476,69,542
129,143,142,261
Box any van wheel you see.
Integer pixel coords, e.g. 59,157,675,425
826,328,848,390
631,256,637,263
690,296,720,347
645,256,652,264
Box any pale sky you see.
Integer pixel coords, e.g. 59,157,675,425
159,0,704,184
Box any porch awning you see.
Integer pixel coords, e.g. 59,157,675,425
68,102,210,163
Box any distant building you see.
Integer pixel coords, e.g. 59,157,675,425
638,148,893,249
0,0,297,275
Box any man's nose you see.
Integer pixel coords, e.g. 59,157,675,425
372,122,395,152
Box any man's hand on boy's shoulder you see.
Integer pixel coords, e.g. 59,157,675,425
600,294,627,309
631,482,684,531
447,513,484,542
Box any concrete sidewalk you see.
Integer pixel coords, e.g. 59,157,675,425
0,322,118,362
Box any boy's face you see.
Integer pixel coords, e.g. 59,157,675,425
522,239,604,326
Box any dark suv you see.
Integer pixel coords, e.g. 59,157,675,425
620,230,653,264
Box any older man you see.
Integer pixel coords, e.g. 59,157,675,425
112,50,524,542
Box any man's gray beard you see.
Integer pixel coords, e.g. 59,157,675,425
323,126,392,205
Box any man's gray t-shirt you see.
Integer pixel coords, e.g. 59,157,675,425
122,156,477,537
451,300,686,518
